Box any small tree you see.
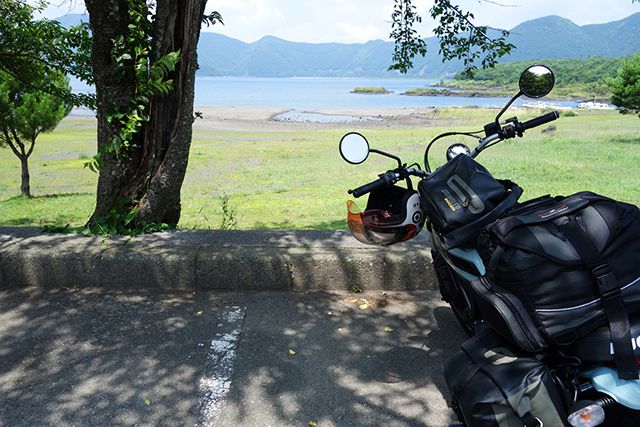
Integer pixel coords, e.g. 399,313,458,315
0,71,71,197
610,54,640,118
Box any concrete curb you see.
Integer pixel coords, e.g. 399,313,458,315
0,227,436,291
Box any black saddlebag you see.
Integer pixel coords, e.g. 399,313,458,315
475,192,640,379
444,327,571,427
418,154,522,248
568,311,640,363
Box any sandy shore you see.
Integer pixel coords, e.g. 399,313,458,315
68,105,475,132
187,106,447,132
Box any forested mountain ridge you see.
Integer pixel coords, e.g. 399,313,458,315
448,57,629,98
56,12,640,78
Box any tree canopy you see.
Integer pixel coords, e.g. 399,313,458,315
0,70,71,197
0,0,92,108
610,54,640,117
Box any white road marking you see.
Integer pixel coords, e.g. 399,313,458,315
196,305,246,427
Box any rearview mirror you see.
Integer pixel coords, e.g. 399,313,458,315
519,65,555,99
339,132,370,164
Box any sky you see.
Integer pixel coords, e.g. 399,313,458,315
40,0,640,44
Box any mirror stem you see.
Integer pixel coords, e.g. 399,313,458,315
495,90,522,125
370,149,403,168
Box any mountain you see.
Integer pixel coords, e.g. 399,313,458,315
504,14,640,60
196,13,640,78
54,12,640,78
54,13,89,28
196,34,407,77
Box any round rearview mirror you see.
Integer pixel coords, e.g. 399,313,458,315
519,65,555,98
339,132,370,164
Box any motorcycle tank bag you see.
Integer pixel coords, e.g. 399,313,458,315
418,154,522,249
475,192,640,379
444,327,570,427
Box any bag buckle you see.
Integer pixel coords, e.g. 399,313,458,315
592,264,620,301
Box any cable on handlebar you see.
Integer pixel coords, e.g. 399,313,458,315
424,131,482,173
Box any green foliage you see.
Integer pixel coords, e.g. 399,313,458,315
429,0,514,76
450,57,627,98
0,72,71,142
352,87,391,94
389,0,514,75
0,1,93,108
0,70,70,196
609,54,640,117
202,11,224,27
389,0,427,73
456,57,625,85
87,197,171,236
219,193,238,230
84,0,180,173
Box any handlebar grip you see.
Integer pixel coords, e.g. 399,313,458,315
348,178,385,198
520,111,559,131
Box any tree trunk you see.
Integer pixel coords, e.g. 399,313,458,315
20,155,31,197
84,0,207,227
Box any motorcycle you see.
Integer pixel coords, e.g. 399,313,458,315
338,65,640,427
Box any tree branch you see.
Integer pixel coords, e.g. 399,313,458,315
389,0,515,75
430,0,514,75
26,135,37,158
2,129,23,159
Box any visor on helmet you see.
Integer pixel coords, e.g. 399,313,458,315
347,197,421,246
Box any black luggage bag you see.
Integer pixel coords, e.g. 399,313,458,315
444,327,571,427
418,154,522,248
473,192,640,379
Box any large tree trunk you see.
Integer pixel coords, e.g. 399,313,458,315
85,0,206,227
20,155,30,197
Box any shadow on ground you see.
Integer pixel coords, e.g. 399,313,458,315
0,289,221,426
215,290,466,427
0,289,466,426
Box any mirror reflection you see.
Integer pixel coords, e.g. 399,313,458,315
339,132,370,164
519,65,555,99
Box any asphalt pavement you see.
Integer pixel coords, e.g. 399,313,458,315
0,288,466,427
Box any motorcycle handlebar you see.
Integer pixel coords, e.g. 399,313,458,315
348,178,385,198
519,111,559,132
348,171,403,197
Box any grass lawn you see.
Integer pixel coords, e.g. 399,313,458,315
0,108,638,230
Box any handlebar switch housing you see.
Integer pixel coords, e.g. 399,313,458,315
484,122,501,138
500,124,520,139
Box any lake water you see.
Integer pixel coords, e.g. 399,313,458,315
70,76,577,115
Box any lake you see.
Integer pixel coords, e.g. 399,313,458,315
70,76,577,114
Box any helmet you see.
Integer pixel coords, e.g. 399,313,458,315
347,185,425,246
